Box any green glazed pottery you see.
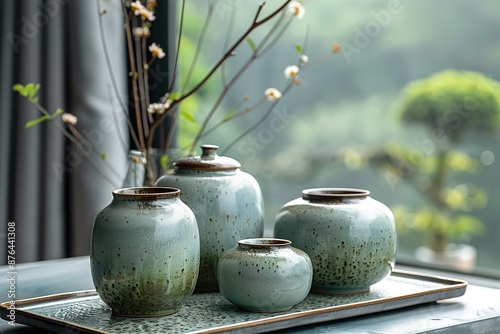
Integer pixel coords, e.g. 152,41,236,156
156,145,264,292
273,188,397,294
217,238,313,312
90,187,200,317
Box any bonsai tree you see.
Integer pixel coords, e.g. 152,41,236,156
379,70,500,254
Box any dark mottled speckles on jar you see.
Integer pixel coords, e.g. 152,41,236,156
274,188,398,294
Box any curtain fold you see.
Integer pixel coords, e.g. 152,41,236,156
0,0,16,264
0,0,128,264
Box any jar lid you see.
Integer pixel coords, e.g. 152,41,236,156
173,144,241,171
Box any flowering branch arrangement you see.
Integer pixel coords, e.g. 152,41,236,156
14,0,340,187
113,0,311,186
12,83,123,186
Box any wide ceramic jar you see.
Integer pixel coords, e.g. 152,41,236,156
273,188,397,294
156,145,264,292
218,238,312,312
90,187,200,317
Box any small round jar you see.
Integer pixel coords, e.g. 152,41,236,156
217,238,312,312
90,187,200,317
273,188,397,294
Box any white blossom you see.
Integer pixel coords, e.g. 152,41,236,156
133,27,144,37
288,1,305,19
264,88,282,101
162,99,172,109
142,26,151,37
133,27,151,38
284,65,300,79
138,7,156,21
147,103,167,114
300,54,309,63
149,43,165,59
62,113,78,125
130,0,144,14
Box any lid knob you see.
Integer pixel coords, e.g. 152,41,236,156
173,144,241,170
200,144,219,160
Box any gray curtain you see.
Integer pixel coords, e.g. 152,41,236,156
0,0,128,264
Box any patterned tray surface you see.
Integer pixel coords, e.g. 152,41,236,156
1,270,467,333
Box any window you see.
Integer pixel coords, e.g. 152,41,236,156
177,0,500,274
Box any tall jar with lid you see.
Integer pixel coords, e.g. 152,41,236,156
156,145,264,292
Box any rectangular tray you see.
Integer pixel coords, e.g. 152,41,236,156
1,269,467,334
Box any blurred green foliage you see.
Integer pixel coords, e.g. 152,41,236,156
183,0,500,270
395,70,500,144
379,70,500,252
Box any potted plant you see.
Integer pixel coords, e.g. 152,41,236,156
373,70,500,270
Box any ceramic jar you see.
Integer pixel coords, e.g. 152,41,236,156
217,238,312,312
273,188,397,294
156,144,264,292
90,187,200,317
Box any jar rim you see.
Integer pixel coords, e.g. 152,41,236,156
112,187,180,199
238,238,291,247
302,188,370,198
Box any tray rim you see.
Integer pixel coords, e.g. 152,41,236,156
1,269,468,334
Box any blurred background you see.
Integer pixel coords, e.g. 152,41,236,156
2,0,499,275
181,0,500,273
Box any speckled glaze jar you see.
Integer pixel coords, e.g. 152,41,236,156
156,145,264,292
90,187,200,317
273,188,397,294
217,238,312,312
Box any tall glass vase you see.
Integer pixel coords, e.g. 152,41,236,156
122,149,183,187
